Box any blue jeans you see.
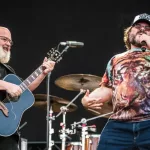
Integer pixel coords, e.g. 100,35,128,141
97,119,150,150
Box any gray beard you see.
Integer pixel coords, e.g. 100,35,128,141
0,46,11,63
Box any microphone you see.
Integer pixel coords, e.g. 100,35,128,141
60,41,84,48
141,41,147,52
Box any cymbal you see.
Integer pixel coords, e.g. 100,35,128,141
85,101,113,118
33,94,78,112
55,74,102,91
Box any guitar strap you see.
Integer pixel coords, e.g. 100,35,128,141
2,63,16,74
2,64,24,82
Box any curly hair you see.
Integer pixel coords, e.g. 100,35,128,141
123,26,132,50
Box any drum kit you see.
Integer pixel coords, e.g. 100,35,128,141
33,74,113,150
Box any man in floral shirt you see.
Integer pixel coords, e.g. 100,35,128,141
82,13,150,150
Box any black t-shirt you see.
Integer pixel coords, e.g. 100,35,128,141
0,63,15,101
0,63,20,138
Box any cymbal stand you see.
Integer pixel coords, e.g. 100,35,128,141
73,111,113,126
56,90,86,150
59,106,67,150
58,106,76,150
56,89,86,118
85,111,113,122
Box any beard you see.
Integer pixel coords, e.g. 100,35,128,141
0,46,11,63
128,31,147,47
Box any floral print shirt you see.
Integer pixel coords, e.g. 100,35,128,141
101,48,150,121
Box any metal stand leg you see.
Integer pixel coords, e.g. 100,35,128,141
48,106,55,150
20,138,28,150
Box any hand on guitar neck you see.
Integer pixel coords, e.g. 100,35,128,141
42,57,55,75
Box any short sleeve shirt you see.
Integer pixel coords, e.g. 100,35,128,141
101,48,150,121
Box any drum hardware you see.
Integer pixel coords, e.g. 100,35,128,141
78,112,114,124
71,119,97,150
33,93,78,150
18,122,28,150
47,106,55,150
80,123,97,150
56,89,85,118
58,107,69,150
81,126,88,150
70,111,113,150
72,118,97,134
20,138,28,150
85,100,113,118
85,134,100,150
76,124,97,133
59,121,73,150
71,111,113,127
66,142,82,150
55,74,102,91
19,122,28,131
56,90,86,150
33,94,78,112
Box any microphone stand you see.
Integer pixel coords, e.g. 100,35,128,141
46,72,55,150
45,45,70,150
45,43,82,150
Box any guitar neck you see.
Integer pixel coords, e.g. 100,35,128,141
18,47,64,92
19,65,43,92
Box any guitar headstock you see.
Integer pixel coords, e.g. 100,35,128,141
47,48,62,63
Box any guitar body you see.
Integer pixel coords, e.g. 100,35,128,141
0,74,34,137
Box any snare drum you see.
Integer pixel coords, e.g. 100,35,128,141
66,142,82,150
85,134,100,150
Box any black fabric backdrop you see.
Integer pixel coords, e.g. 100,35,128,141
0,0,150,143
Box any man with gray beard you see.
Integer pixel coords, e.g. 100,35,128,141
0,26,55,150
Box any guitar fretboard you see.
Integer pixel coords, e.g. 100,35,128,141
19,66,43,92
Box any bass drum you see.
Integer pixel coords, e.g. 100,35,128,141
85,134,100,150
66,142,82,150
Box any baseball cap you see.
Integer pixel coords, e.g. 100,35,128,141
131,13,150,26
